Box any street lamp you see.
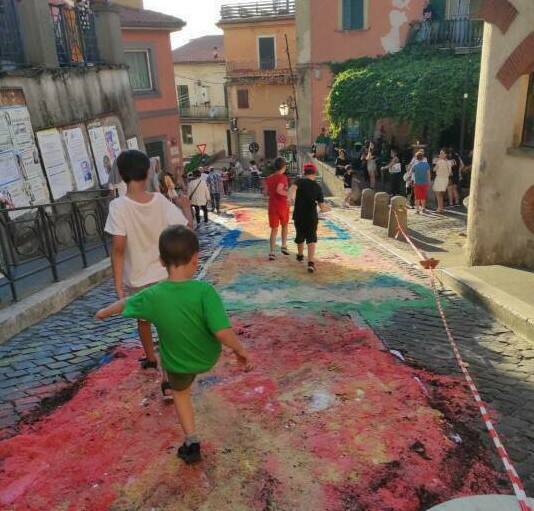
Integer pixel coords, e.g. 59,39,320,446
279,102,290,117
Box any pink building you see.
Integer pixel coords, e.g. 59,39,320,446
296,0,427,146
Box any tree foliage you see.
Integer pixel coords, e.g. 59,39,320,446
327,48,481,145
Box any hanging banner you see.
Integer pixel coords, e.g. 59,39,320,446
62,127,94,191
88,126,111,185
36,128,73,200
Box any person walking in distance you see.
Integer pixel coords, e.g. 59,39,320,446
207,167,224,214
188,170,211,225
412,151,431,214
343,165,354,208
104,150,188,384
290,163,330,273
433,149,452,213
265,156,290,261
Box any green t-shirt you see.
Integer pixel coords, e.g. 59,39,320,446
123,280,231,374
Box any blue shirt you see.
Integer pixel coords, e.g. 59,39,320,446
413,161,430,184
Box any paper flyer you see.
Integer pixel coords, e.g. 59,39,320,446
36,129,73,200
88,126,111,185
62,127,94,191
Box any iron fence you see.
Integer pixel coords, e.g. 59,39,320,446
49,0,100,66
179,105,229,120
408,18,484,49
0,0,24,69
0,192,112,302
220,0,295,20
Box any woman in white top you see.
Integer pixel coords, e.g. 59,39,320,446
188,169,211,225
433,149,452,213
366,142,377,189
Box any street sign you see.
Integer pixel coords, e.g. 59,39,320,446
249,142,259,154
278,134,287,144
196,144,207,155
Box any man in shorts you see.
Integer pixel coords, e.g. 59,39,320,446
265,157,290,260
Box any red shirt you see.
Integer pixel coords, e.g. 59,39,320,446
266,173,289,210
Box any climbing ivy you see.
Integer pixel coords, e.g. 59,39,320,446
326,47,481,145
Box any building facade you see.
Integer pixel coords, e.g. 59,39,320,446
467,0,534,269
219,1,297,162
295,0,483,147
0,0,141,204
173,35,230,160
116,0,185,175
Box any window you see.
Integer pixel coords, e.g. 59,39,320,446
177,85,190,109
181,125,193,145
342,0,365,30
237,89,249,109
258,36,275,70
523,74,534,148
125,50,153,92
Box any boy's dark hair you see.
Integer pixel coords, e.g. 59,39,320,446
159,225,199,267
116,150,150,183
273,157,286,171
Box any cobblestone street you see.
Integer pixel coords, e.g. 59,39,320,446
0,197,533,510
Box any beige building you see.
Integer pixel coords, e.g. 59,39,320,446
173,35,230,159
219,1,297,162
467,0,534,269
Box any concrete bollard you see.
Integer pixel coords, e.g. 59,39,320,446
361,188,375,219
373,192,390,228
388,195,408,238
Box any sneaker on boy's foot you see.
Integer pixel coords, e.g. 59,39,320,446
307,261,316,274
296,254,304,262
177,442,201,464
139,357,157,370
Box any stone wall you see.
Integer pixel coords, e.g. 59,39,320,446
306,154,344,198
0,67,141,142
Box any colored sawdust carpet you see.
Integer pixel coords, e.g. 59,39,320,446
0,314,506,511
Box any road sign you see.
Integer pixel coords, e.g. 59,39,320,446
196,144,207,155
249,142,259,154
278,134,287,144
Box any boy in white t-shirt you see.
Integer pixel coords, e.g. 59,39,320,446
105,150,188,373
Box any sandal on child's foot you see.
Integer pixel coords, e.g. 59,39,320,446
268,253,276,261
307,261,316,273
296,254,304,262
161,381,173,402
177,442,201,464
139,357,157,370
281,247,290,256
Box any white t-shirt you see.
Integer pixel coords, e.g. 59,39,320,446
104,193,188,288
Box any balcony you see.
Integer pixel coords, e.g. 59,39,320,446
179,105,229,121
0,0,25,69
220,0,295,22
408,18,484,50
226,59,293,84
49,1,100,66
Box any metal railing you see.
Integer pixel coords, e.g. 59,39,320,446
408,18,484,49
220,0,295,20
0,192,112,302
179,105,229,120
0,0,24,69
49,1,100,66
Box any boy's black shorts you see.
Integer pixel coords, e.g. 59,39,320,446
294,219,318,244
167,372,197,391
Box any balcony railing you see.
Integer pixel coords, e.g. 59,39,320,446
179,105,229,120
0,0,24,69
220,0,295,21
408,18,484,49
49,1,100,66
227,59,292,78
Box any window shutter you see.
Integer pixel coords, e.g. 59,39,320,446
351,0,364,29
342,0,352,30
237,89,249,109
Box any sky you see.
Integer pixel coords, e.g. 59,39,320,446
143,0,238,49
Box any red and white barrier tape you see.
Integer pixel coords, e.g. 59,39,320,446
392,210,532,511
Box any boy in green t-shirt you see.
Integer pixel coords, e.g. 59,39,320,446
96,225,253,464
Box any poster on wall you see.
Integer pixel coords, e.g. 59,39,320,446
126,137,139,150
0,151,30,213
36,128,73,200
62,127,94,191
6,107,34,150
88,126,111,185
104,126,122,161
0,111,12,150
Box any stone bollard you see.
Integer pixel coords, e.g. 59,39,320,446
373,192,390,228
361,188,375,219
388,195,408,238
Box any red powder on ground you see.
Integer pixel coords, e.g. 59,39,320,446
0,313,508,511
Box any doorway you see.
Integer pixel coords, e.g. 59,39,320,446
264,130,277,160
145,139,166,169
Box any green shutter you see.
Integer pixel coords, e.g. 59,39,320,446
431,0,446,20
343,0,364,30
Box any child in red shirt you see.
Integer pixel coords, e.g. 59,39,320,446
265,157,290,260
